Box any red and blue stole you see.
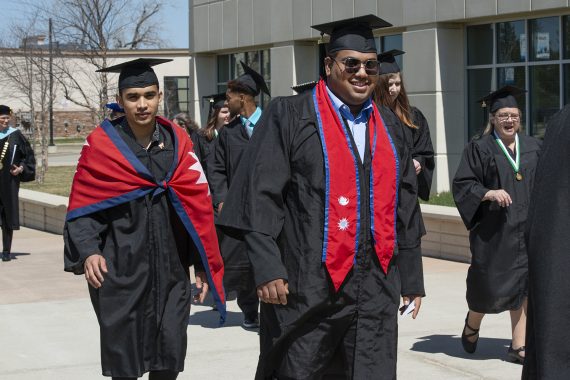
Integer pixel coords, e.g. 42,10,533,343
312,79,399,291
67,116,226,322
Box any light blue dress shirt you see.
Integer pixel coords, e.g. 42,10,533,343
240,107,262,138
326,86,373,162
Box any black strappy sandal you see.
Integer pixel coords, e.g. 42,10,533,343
461,311,480,354
507,345,525,364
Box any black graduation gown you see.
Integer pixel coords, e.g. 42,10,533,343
410,107,435,201
523,105,570,380
0,130,35,229
210,118,256,293
63,120,201,378
218,91,424,379
452,133,541,313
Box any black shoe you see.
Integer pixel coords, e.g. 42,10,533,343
242,316,259,329
461,311,480,354
1,252,10,262
507,345,525,364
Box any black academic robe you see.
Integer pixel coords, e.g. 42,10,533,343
210,118,256,293
64,120,201,378
523,105,570,380
218,91,424,379
452,133,541,313
0,130,35,229
410,107,435,201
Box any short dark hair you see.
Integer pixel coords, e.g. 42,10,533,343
226,80,255,96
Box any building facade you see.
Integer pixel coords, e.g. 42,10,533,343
189,0,570,193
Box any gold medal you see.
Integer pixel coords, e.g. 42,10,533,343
516,172,523,181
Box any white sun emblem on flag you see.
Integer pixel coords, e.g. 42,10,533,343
188,151,210,195
338,196,349,206
337,218,349,231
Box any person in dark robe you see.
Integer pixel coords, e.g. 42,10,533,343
210,62,270,329
522,104,570,379
375,49,435,200
218,15,425,379
191,93,230,184
63,58,226,380
0,105,35,262
452,86,541,364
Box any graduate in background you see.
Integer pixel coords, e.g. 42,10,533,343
0,105,35,262
210,62,270,329
452,86,541,364
63,58,225,380
218,15,424,379
523,104,570,379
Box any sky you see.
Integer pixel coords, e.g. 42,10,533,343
0,0,189,49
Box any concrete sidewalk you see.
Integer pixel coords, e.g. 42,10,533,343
0,228,523,379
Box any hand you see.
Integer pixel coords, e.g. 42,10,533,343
10,165,23,176
84,254,108,288
401,295,422,319
217,202,224,213
257,279,289,305
193,271,209,304
484,189,512,207
413,159,422,175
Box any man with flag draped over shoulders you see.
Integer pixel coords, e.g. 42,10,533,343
63,58,225,380
218,15,425,380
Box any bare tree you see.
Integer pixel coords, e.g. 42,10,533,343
34,0,166,123
0,15,57,183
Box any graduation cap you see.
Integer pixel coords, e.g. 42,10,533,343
96,58,173,90
378,49,405,75
291,80,318,94
311,14,392,54
0,105,11,116
233,61,270,96
105,102,124,113
477,85,526,114
202,93,227,114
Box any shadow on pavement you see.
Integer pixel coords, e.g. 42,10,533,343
189,309,244,329
411,334,513,361
4,252,31,260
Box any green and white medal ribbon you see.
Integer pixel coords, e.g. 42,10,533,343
494,131,522,181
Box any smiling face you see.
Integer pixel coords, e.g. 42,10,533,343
387,72,402,104
0,114,10,131
325,49,379,113
493,107,521,141
117,85,162,131
217,106,230,127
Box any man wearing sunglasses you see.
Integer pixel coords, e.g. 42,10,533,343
219,14,425,379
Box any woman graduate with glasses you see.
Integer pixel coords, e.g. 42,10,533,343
452,86,541,364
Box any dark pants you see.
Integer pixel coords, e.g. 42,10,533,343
112,370,178,380
0,207,13,253
237,282,260,319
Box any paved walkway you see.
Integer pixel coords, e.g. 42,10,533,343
0,228,524,379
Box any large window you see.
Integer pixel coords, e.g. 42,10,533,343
163,76,190,119
466,15,570,139
376,34,404,70
217,49,271,108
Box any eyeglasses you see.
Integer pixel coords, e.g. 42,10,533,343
331,57,380,76
496,113,520,121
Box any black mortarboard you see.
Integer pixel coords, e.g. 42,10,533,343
0,105,11,116
234,61,270,96
311,14,392,54
291,81,318,94
378,49,405,74
96,58,173,90
203,93,227,114
477,85,526,113
105,102,124,113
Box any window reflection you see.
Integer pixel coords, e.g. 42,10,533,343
164,76,190,119
530,65,559,138
468,69,492,139
530,17,559,61
467,24,493,66
497,20,526,63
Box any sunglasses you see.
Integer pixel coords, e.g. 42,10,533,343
331,57,380,75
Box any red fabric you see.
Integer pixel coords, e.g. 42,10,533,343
67,116,225,308
314,80,397,291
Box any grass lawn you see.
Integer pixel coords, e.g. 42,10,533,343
21,166,76,197
420,191,455,207
22,166,459,209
